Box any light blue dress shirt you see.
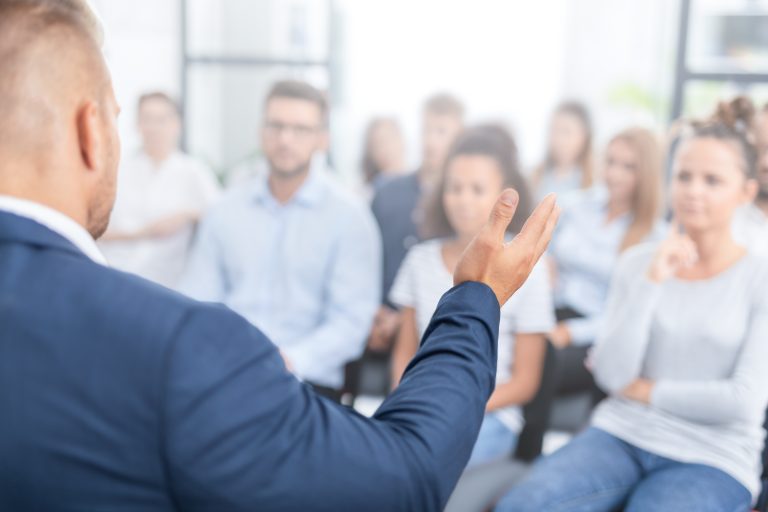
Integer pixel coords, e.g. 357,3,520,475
535,166,584,203
180,165,382,388
549,188,666,345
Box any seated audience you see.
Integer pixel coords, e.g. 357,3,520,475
390,125,554,466
180,80,381,402
496,99,768,512
99,92,221,288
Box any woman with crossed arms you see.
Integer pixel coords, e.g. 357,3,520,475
497,100,768,511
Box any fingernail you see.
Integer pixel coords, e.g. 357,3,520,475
501,190,516,206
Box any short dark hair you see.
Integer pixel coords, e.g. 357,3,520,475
422,123,533,239
137,91,181,117
423,93,465,120
264,80,328,126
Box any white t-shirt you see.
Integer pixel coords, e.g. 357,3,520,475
733,203,768,255
100,150,221,289
390,238,555,432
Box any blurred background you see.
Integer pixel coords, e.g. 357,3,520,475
91,0,768,185
13,3,767,508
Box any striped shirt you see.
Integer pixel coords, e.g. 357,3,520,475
390,238,555,432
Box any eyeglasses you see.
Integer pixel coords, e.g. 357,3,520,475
263,121,321,139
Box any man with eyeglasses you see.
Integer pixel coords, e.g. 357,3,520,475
180,80,381,402
0,3,561,508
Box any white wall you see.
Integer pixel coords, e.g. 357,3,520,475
333,0,682,185
90,0,180,155
558,0,679,149
334,0,570,182
89,0,681,182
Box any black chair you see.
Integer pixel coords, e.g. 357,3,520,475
342,349,391,405
754,410,768,511
513,340,558,461
515,341,595,461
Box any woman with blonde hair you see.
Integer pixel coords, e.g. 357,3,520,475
519,127,667,459
548,127,665,348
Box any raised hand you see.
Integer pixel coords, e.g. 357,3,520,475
647,219,698,283
454,190,560,307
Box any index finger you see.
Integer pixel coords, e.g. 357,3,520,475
531,204,561,262
504,193,557,248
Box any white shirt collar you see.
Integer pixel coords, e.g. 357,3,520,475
0,195,107,264
746,202,768,223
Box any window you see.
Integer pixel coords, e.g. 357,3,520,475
180,0,334,177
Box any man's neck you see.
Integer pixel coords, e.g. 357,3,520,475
606,198,631,223
687,225,740,269
269,168,310,205
144,147,174,168
755,196,768,218
0,180,86,230
552,162,575,176
417,165,438,192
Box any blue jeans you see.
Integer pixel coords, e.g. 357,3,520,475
495,427,752,512
467,413,518,468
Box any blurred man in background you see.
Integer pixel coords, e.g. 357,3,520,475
99,92,220,288
180,80,381,401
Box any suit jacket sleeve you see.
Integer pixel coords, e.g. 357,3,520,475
163,281,499,512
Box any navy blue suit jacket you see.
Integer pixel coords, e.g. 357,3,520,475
0,211,499,511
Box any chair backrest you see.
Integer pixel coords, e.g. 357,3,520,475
762,410,768,480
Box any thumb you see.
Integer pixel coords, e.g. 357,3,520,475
484,189,519,244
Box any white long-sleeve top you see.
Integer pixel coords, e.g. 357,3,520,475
591,242,768,499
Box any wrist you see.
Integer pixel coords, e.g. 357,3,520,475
640,379,654,403
646,266,663,283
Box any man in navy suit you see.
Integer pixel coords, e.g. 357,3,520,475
0,1,559,510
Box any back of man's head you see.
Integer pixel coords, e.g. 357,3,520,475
0,0,106,160
0,0,120,238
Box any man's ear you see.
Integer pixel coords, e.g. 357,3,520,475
76,100,101,172
317,129,330,152
744,178,759,205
